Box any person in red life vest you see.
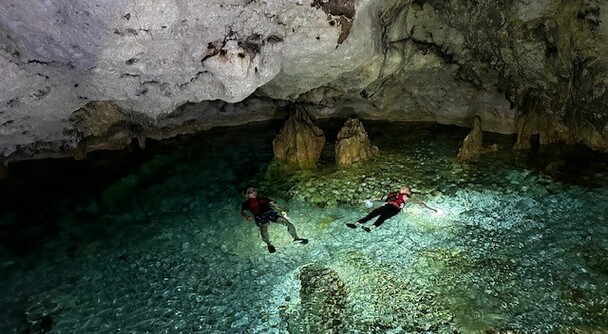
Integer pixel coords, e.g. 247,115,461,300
346,185,436,232
241,186,308,253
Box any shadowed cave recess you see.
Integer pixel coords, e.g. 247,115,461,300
1,0,608,333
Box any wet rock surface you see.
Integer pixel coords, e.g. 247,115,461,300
335,117,379,165
290,264,349,333
458,115,499,161
1,0,607,159
273,106,325,169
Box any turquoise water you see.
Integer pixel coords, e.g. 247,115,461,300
1,120,607,333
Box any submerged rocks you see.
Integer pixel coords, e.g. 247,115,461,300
457,115,498,161
294,264,349,333
335,118,379,165
24,290,79,334
273,107,326,169
26,314,54,334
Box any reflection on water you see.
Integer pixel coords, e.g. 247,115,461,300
1,120,607,333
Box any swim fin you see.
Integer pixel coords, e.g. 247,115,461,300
294,238,309,244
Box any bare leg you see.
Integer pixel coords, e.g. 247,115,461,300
276,217,308,244
258,223,276,253
276,217,298,239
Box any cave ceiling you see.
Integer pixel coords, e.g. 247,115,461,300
0,0,607,160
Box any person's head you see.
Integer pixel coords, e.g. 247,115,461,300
245,186,257,198
399,185,411,196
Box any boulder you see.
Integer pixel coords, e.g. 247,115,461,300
273,106,325,169
291,264,349,333
457,115,498,161
335,117,379,165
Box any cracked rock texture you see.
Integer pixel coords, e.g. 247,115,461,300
290,264,349,333
335,117,378,165
1,0,607,160
273,106,325,169
457,115,499,162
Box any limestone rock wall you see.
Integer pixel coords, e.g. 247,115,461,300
300,0,608,149
1,0,607,161
0,0,380,158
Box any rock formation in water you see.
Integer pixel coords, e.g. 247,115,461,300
335,117,379,165
290,264,349,333
272,106,325,169
457,115,499,161
0,0,607,160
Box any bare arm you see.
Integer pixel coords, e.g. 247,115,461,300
409,198,437,212
241,210,253,221
269,201,286,212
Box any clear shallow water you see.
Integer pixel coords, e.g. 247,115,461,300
1,120,607,333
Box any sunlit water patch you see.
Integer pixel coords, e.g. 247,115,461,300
1,120,607,333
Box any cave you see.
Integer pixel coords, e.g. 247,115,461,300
1,1,608,333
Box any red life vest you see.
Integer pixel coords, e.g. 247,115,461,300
245,197,271,216
386,191,407,208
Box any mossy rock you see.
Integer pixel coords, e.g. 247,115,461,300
316,215,338,230
419,248,471,272
289,264,350,333
333,252,459,332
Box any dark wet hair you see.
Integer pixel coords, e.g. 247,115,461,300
244,185,259,195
